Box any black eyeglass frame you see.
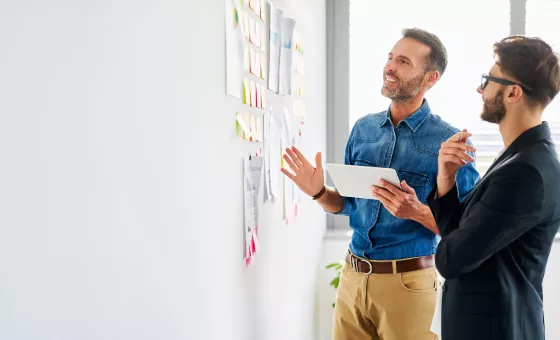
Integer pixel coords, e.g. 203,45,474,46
481,74,533,95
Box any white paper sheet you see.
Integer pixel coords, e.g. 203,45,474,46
225,0,245,98
268,6,283,93
278,17,295,96
263,110,273,202
243,155,264,259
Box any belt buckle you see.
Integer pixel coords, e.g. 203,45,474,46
351,256,373,275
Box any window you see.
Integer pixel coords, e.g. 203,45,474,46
349,0,510,175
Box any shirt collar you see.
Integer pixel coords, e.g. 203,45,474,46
379,99,432,132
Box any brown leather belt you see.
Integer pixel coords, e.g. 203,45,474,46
345,252,434,274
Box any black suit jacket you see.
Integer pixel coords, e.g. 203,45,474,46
428,122,560,340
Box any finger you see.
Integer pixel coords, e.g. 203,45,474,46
447,131,472,143
280,168,296,181
378,180,402,196
375,193,397,213
286,148,304,166
442,141,476,153
441,149,475,163
283,153,300,172
372,185,397,202
401,181,415,194
315,152,323,171
291,146,311,167
441,155,469,166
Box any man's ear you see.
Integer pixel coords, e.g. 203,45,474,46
425,70,440,88
506,85,524,103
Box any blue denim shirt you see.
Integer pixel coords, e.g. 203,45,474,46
337,100,480,260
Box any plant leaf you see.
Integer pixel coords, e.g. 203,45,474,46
326,263,339,269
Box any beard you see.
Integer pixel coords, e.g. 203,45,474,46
381,73,425,102
481,89,506,124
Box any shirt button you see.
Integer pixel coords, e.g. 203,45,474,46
442,284,447,292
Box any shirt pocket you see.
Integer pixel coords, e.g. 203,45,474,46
396,169,430,200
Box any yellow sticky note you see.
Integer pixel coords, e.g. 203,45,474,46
243,79,250,104
236,112,251,138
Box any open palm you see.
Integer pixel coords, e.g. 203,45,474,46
280,146,324,197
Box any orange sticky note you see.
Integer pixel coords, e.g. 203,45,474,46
250,48,256,75
256,116,262,141
250,81,256,107
249,18,255,44
250,115,257,141
260,52,266,79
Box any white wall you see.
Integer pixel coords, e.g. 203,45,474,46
0,1,327,339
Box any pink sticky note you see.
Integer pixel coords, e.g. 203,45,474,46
250,49,256,75
256,84,261,108
252,229,260,252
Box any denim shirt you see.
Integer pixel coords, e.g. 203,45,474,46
337,100,480,260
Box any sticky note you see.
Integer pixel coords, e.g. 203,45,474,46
243,79,250,104
255,23,261,48
255,52,261,76
250,81,256,107
256,83,261,108
236,113,251,139
249,17,255,44
256,116,262,141
244,45,250,71
261,90,266,108
260,52,266,79
250,115,257,141
243,12,250,39
250,48,256,75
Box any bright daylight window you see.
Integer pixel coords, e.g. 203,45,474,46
349,0,528,175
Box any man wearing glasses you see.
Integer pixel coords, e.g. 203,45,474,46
428,36,560,340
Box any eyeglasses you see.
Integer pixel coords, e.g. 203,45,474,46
481,74,533,95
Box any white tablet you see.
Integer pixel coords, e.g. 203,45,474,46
326,163,402,200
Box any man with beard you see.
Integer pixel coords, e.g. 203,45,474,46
281,28,479,340
427,36,560,340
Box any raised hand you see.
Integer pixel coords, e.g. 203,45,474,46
280,146,324,197
438,129,476,180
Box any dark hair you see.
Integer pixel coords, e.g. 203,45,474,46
402,28,448,76
493,36,560,107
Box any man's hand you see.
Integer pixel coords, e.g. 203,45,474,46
372,180,422,220
280,146,324,197
437,129,476,197
438,129,476,180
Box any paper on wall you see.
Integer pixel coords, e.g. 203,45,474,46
278,17,295,96
225,0,245,98
268,6,283,92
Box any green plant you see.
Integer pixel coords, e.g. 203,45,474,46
326,260,345,307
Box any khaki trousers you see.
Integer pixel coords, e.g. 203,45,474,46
333,256,438,340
